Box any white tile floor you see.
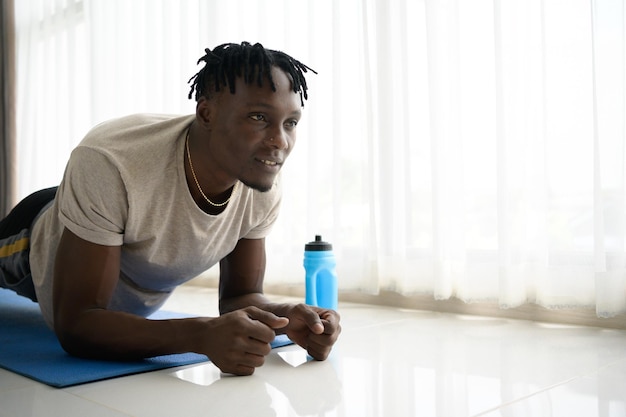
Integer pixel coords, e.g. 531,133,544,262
1,285,626,417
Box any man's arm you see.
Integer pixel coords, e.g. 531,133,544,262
52,228,287,375
219,238,341,361
53,228,191,359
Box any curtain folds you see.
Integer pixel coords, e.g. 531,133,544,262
590,0,626,316
13,0,626,317
1,0,16,216
14,0,89,198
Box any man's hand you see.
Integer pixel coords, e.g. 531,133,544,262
281,304,341,361
199,306,289,376
217,238,341,366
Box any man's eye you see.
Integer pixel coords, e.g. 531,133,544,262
250,114,266,122
285,119,298,128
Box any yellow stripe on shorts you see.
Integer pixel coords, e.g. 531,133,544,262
0,237,30,258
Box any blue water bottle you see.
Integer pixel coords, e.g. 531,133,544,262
304,235,338,310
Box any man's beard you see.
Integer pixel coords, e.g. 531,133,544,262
240,178,274,193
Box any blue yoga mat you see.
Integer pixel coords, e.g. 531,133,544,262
0,288,292,387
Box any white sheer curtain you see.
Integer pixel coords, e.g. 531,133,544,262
14,0,626,317
14,0,89,199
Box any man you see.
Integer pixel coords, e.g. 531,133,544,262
0,42,341,376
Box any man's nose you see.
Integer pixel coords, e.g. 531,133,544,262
266,127,289,150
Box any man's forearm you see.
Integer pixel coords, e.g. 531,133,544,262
55,308,206,360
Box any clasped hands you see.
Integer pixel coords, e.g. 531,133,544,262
203,304,341,376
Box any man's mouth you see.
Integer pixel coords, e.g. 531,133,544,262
258,159,280,166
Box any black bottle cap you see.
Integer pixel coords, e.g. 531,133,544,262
305,235,333,251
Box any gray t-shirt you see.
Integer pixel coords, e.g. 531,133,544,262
30,114,282,328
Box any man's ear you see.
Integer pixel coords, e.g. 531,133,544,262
196,96,212,128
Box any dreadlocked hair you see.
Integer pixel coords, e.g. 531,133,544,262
187,42,316,107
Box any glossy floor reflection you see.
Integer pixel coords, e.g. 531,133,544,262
1,286,625,417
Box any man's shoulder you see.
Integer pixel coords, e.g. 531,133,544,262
86,113,194,141
66,113,193,183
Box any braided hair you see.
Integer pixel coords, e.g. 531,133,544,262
187,42,316,106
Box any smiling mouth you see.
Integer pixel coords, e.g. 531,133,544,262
259,159,280,166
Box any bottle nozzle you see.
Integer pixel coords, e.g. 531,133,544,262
305,235,332,251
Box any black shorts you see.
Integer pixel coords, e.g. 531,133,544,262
0,187,58,301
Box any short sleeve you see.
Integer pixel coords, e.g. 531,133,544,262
57,146,128,246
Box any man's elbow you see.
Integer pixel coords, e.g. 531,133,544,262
53,311,102,359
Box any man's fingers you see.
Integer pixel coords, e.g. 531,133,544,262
245,306,290,330
209,307,296,376
292,304,325,334
319,310,341,329
305,317,342,360
242,337,273,357
239,306,289,346
309,320,341,345
310,308,342,334
223,354,264,376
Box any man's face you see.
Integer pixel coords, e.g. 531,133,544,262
203,67,302,192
